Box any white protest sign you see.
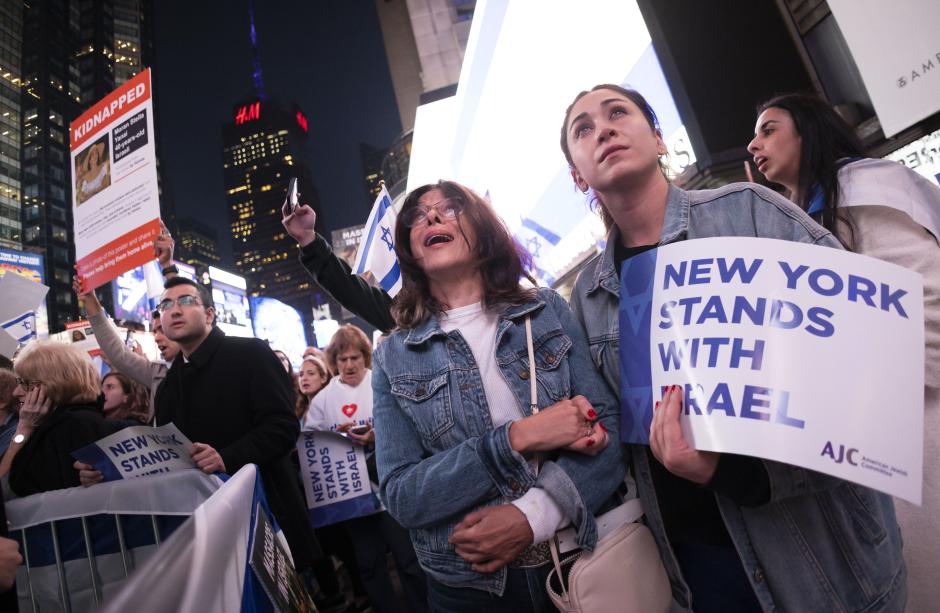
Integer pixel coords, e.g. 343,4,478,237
297,431,381,527
618,237,924,504
71,423,195,481
71,68,161,290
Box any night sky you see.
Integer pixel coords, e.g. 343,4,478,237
152,1,403,267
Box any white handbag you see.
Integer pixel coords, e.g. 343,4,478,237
522,317,672,613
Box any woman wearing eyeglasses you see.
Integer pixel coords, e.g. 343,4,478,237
371,181,627,612
0,341,118,495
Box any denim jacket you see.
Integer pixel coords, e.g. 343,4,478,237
570,183,906,612
373,288,628,595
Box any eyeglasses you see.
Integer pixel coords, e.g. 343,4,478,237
157,294,202,313
400,197,464,228
15,377,41,391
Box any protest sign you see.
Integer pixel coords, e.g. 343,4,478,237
72,423,195,481
619,237,924,503
248,502,316,613
0,247,49,339
297,431,381,527
71,68,161,290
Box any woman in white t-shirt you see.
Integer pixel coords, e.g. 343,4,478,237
306,324,430,613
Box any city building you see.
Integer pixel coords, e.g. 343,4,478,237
0,1,22,252
222,98,325,337
176,216,221,270
19,0,155,331
359,142,385,206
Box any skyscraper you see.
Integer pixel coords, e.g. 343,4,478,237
222,99,324,334
20,0,154,331
0,0,22,251
176,216,221,270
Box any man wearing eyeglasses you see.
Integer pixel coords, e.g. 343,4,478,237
150,277,331,598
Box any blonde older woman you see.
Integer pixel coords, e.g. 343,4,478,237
1,341,117,495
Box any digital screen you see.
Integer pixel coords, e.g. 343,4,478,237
209,265,253,337
407,0,696,284
250,296,308,368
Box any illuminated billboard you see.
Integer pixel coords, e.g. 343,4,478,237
0,247,49,337
407,0,696,283
111,260,197,324
208,265,253,337
250,296,307,367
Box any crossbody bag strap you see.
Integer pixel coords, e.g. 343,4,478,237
525,316,571,601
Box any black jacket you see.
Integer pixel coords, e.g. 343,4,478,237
154,327,322,568
10,403,118,496
299,234,395,332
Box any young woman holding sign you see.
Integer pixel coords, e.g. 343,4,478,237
748,92,940,609
560,85,905,612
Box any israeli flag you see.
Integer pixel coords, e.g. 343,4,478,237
1,311,37,344
515,217,562,286
353,185,402,297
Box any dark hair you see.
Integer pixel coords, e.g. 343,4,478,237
392,180,537,328
756,93,867,249
102,371,151,423
162,276,215,322
560,84,666,230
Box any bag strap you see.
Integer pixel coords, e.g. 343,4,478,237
525,316,571,601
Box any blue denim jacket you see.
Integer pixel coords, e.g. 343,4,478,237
570,183,906,612
373,288,628,595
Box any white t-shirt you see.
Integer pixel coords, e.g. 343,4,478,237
304,369,374,432
440,302,568,543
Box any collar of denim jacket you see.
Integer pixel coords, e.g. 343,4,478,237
402,294,546,346
587,183,689,297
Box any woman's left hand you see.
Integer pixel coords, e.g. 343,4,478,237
450,504,533,573
18,386,52,433
649,384,719,484
347,426,376,446
565,419,610,456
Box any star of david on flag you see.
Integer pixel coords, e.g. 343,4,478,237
353,184,402,297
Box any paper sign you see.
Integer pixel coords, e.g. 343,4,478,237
248,502,316,613
71,69,161,289
71,423,195,481
297,431,381,527
619,237,924,503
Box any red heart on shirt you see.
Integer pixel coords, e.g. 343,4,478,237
341,404,358,418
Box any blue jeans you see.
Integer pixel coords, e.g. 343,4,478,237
427,565,552,613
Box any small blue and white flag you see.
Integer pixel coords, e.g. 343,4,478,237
515,217,562,286
353,185,402,297
1,311,37,344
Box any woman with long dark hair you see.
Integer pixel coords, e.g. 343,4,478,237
372,180,626,612
101,371,150,424
559,84,905,612
748,92,939,609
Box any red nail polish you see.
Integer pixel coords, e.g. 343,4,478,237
599,422,608,433
585,439,595,447
655,401,661,408
587,409,597,419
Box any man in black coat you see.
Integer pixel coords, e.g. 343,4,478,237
152,277,326,585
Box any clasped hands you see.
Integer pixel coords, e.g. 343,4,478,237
451,396,609,572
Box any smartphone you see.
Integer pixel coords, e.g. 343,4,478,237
350,425,370,436
282,177,300,216
125,329,136,350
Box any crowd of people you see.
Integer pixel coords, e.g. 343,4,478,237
0,84,935,613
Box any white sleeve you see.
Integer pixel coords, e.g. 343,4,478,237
511,487,570,544
303,392,329,431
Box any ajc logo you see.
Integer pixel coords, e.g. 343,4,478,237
821,440,859,466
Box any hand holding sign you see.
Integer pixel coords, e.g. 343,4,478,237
154,220,175,268
649,385,719,485
191,442,226,474
73,460,103,487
